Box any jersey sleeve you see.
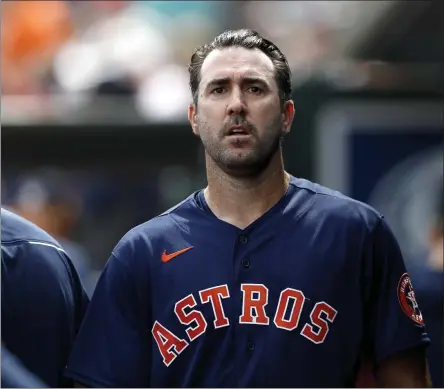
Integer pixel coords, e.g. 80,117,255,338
64,252,151,388
1,243,89,388
363,217,430,364
1,346,48,388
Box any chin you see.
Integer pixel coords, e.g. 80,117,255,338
207,141,281,177
219,155,270,178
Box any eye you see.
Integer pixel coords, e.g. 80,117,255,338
211,87,226,95
247,86,263,94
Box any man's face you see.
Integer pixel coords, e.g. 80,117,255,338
188,47,294,177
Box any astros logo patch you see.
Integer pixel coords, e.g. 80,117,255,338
397,273,424,325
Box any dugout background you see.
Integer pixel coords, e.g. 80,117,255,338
2,0,443,295
2,2,443,386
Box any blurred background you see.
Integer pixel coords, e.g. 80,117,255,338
1,0,443,386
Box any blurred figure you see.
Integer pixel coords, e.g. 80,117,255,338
8,168,96,295
1,207,89,387
2,346,48,388
409,188,443,388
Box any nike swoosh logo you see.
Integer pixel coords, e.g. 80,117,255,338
161,246,194,263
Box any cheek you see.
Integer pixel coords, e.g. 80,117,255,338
196,117,215,140
253,100,280,119
197,108,224,129
200,99,227,116
259,108,283,130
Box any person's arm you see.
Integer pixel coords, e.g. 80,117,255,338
64,250,151,388
363,217,431,387
1,242,89,388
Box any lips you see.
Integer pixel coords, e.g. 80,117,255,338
226,126,251,136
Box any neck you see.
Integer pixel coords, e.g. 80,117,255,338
204,152,290,229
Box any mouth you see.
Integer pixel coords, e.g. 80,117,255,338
226,126,251,137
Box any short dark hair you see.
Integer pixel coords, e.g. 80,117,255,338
188,29,292,106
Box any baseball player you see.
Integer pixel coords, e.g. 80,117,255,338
1,208,89,387
65,29,431,387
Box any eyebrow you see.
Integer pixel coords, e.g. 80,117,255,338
205,76,269,90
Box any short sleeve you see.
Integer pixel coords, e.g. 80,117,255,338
64,253,151,388
1,346,48,388
363,217,430,364
1,243,89,388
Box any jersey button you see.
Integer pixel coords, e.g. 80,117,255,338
242,258,250,268
247,341,255,351
239,235,248,244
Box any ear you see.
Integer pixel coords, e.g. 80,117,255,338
282,100,295,135
188,104,199,136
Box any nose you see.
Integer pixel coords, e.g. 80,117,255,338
226,88,247,116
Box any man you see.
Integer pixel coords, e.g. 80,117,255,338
65,29,431,387
1,208,89,387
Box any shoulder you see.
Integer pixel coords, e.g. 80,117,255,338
1,207,63,250
289,176,384,233
1,208,80,291
1,209,88,336
111,193,199,261
1,207,69,269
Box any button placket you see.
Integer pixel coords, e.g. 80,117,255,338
239,235,248,244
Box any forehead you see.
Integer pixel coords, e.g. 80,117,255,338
200,47,275,85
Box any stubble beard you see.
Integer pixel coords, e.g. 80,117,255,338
197,114,284,178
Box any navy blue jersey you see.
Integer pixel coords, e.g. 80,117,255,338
1,208,89,387
65,177,429,387
1,346,48,388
